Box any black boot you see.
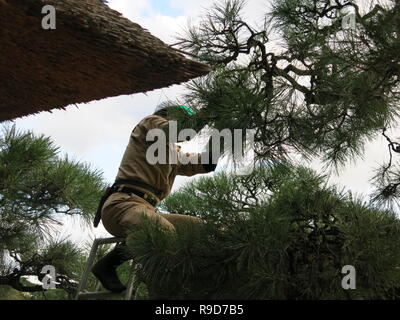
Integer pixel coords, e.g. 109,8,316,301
92,243,129,293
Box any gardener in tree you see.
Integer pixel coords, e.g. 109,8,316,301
92,103,219,292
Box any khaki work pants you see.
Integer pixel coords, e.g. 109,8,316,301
101,192,200,237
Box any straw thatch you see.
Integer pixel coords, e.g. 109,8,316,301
0,0,211,121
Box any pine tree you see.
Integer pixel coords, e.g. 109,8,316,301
126,165,400,299
0,125,104,296
168,0,400,203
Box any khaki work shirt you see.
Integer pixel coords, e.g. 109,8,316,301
115,114,208,203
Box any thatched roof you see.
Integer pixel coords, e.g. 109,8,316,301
0,0,211,121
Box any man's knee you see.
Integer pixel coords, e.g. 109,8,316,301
162,213,204,228
120,210,176,233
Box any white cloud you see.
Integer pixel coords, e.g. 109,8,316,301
138,14,188,43
309,136,391,197
108,0,186,43
107,0,151,21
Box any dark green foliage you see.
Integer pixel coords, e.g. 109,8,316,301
0,125,104,295
176,0,400,180
126,165,400,299
0,286,30,300
0,125,104,248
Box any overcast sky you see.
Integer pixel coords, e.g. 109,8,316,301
8,0,398,245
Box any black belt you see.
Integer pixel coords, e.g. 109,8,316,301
94,180,160,228
116,185,158,207
115,179,162,199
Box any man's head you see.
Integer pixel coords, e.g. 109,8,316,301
154,103,194,120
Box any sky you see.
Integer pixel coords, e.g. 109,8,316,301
7,0,399,246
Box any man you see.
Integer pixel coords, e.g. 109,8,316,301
92,103,219,292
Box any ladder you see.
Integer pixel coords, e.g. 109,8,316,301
75,237,138,300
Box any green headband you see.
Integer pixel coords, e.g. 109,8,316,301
178,105,194,116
